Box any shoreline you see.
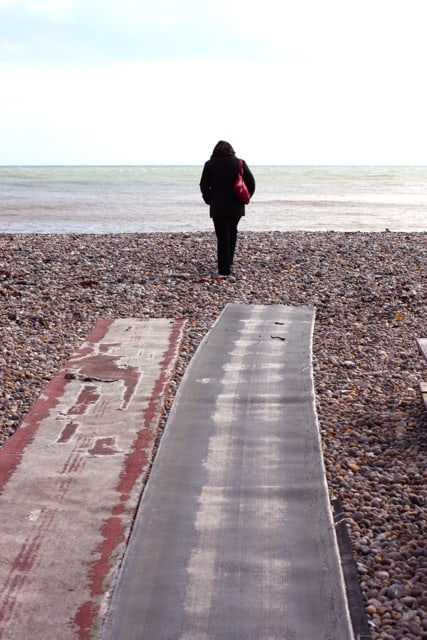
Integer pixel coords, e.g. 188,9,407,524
2,228,427,236
1,230,426,639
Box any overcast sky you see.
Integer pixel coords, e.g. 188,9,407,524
1,0,427,165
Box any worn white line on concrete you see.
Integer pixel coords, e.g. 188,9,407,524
101,304,355,640
182,307,290,636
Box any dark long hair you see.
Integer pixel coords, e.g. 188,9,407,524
211,140,235,158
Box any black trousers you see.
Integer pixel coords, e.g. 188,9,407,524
212,217,241,276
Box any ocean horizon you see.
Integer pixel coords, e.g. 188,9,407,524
1,165,426,234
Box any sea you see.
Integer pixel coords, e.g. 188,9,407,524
0,165,426,234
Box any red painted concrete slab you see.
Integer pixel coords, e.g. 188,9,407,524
0,317,185,640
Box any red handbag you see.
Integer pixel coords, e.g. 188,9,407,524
234,159,251,204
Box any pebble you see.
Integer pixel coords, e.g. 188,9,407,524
0,230,426,640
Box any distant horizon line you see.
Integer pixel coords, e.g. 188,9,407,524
1,163,427,168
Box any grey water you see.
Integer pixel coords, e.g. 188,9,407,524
0,165,426,234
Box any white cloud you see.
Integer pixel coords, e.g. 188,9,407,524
0,0,233,63
1,0,427,164
217,0,427,65
2,0,427,66
2,0,74,17
2,55,426,165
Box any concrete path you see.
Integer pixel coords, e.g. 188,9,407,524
0,317,185,640
101,304,355,640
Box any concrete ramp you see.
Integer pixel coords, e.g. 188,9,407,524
0,318,185,640
102,304,354,640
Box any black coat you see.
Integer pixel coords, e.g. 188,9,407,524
199,156,256,218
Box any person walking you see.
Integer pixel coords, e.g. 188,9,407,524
200,141,255,277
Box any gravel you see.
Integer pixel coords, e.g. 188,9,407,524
1,230,426,639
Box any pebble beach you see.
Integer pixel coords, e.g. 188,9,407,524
1,230,426,639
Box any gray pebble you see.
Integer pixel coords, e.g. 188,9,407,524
1,230,426,640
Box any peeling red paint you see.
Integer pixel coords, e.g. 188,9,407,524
0,373,69,491
88,437,120,457
67,385,100,415
79,318,115,346
74,318,186,639
57,422,79,444
73,600,98,638
117,319,186,499
0,508,57,626
67,355,140,411
0,317,185,640
0,318,115,493
74,514,126,636
60,445,88,475
99,342,120,353
11,509,55,573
